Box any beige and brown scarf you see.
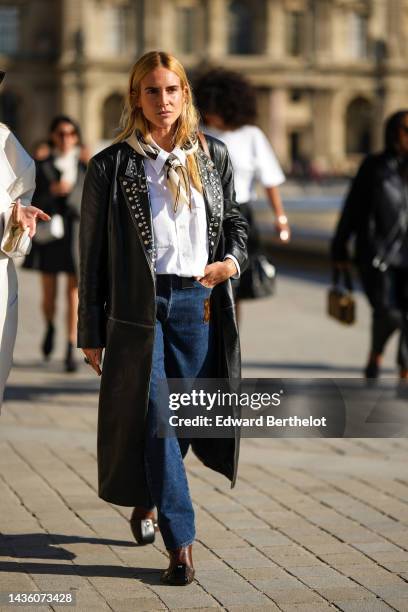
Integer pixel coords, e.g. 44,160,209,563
126,130,198,213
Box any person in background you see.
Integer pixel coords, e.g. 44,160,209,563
0,69,50,407
194,67,290,319
78,51,247,586
332,110,408,383
24,115,87,372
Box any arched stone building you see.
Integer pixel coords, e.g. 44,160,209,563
1,0,408,173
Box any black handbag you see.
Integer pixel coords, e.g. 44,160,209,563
235,254,276,299
327,267,356,325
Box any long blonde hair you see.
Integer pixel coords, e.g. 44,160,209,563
115,51,202,191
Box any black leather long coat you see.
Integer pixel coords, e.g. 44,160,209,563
78,136,248,507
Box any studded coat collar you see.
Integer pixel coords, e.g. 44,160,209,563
119,143,225,274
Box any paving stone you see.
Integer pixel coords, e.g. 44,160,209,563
198,590,272,607
250,577,306,591
369,584,408,598
303,575,358,589
170,609,221,612
317,587,378,602
333,600,395,611
226,605,280,612
290,565,344,578
108,598,165,611
262,587,326,604
279,605,334,612
383,600,408,612
352,572,405,587
238,567,286,581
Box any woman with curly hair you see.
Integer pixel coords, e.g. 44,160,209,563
194,67,289,313
78,51,247,585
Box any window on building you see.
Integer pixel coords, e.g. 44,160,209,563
286,11,304,57
346,97,373,154
102,93,124,140
0,6,20,55
290,89,302,102
228,0,266,54
105,5,128,54
228,0,254,54
349,12,369,59
176,5,196,54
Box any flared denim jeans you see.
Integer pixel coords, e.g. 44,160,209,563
144,274,214,550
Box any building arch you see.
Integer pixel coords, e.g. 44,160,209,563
345,96,374,155
102,92,124,140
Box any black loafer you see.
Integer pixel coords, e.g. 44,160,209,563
160,544,195,586
130,507,158,545
161,563,195,586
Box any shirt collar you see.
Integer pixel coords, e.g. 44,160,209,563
149,143,186,175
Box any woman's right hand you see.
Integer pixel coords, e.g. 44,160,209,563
82,348,103,376
12,200,51,238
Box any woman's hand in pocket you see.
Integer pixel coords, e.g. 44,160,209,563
197,259,237,288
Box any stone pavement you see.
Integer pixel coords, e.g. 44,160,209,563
1,266,408,611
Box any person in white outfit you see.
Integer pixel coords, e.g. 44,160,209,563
0,70,49,407
194,68,290,320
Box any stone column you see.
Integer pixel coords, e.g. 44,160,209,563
59,0,88,132
314,0,333,63
258,88,287,168
207,0,227,59
144,0,166,50
265,0,285,59
312,91,336,166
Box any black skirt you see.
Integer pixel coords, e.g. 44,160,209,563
23,215,77,275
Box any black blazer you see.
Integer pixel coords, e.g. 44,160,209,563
78,136,248,506
331,152,408,269
34,154,86,219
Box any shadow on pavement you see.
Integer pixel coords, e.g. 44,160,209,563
242,360,394,374
0,533,165,583
4,383,99,402
1,533,134,560
0,561,163,583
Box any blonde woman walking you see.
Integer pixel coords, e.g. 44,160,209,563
78,51,247,585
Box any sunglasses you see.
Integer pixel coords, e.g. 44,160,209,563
55,129,77,138
0,71,5,85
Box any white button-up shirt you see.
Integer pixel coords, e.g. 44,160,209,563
145,145,240,278
145,146,209,277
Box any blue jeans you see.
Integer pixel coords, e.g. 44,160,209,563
144,275,214,550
